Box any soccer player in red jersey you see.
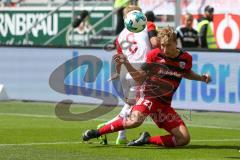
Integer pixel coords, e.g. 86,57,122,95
98,5,159,145
83,26,211,147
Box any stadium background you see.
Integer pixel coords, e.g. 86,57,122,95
0,0,239,112
0,1,239,160
1,0,240,48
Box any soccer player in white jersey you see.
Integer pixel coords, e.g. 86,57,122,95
98,5,158,145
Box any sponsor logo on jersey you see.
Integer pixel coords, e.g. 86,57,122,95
179,61,186,69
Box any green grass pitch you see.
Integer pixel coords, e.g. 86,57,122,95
0,101,239,160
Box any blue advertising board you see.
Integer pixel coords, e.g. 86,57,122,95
0,47,239,112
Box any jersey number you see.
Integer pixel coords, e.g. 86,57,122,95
136,98,153,110
126,33,138,54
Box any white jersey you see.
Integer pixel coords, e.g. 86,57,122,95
116,26,153,100
116,27,152,64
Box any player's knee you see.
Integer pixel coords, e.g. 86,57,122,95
182,134,190,146
131,119,143,127
176,134,190,146
172,125,191,146
125,118,143,128
130,119,143,128
124,111,146,128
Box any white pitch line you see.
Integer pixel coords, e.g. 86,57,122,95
0,113,55,118
0,113,240,131
191,139,240,142
0,141,83,147
187,124,240,131
0,139,240,147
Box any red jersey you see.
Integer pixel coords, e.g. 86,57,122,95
140,48,192,105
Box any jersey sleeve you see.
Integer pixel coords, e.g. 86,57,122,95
141,57,152,72
147,22,157,38
147,21,156,31
115,38,123,54
141,48,159,71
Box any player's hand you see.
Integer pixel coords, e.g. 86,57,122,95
113,54,127,64
108,73,120,81
202,73,211,84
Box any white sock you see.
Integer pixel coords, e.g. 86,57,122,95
118,103,131,140
118,130,126,140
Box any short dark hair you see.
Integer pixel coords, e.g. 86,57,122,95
145,11,155,22
204,5,214,13
80,10,89,19
72,10,89,28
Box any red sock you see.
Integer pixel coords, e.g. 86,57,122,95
98,117,124,135
148,135,176,147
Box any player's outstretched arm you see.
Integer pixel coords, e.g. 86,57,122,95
113,54,147,83
183,70,211,84
123,61,147,83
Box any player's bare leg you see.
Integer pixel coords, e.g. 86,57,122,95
124,110,146,129
146,125,190,147
128,125,190,147
169,125,190,146
127,98,190,147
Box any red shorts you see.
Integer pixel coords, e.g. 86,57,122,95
132,98,185,132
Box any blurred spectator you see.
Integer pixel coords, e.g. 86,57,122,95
145,11,155,23
72,10,89,29
114,0,130,35
72,10,95,45
176,13,199,48
197,5,217,49
145,11,159,48
1,0,22,7
2,0,11,6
